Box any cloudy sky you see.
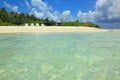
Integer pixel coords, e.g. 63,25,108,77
0,0,120,28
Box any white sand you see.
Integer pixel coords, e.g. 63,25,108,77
0,26,108,34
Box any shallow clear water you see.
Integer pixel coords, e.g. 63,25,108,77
0,32,120,80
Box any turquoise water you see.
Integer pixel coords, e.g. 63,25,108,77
0,32,120,80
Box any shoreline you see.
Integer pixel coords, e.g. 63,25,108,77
0,26,109,34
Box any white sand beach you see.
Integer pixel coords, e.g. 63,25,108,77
0,26,108,34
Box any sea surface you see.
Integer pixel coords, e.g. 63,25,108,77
0,31,120,80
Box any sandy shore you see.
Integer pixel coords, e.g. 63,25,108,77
0,26,108,34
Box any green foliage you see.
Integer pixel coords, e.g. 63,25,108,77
0,7,100,28
61,20,100,28
0,20,12,26
62,20,80,26
0,7,8,22
80,22,100,28
0,7,46,26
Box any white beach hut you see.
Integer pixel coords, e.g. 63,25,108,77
36,23,39,26
31,23,34,27
25,23,29,26
41,24,45,27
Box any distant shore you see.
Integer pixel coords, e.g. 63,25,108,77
0,26,109,34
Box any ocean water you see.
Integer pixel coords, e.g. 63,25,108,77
0,32,120,80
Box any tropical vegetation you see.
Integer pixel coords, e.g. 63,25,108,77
0,7,100,28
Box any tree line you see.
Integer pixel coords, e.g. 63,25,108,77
0,7,100,28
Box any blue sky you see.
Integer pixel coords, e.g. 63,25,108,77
0,0,120,28
0,0,96,13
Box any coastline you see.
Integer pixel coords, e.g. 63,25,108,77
0,26,108,34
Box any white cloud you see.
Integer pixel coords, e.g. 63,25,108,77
4,1,18,12
77,0,120,23
30,0,73,22
77,10,95,22
4,1,11,8
45,11,58,21
30,0,62,21
95,0,120,23
25,0,31,9
30,8,74,22
62,10,70,16
62,10,73,21
31,0,52,11
30,8,60,21
30,8,44,18
11,6,18,12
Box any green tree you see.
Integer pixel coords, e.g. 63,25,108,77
0,7,8,22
